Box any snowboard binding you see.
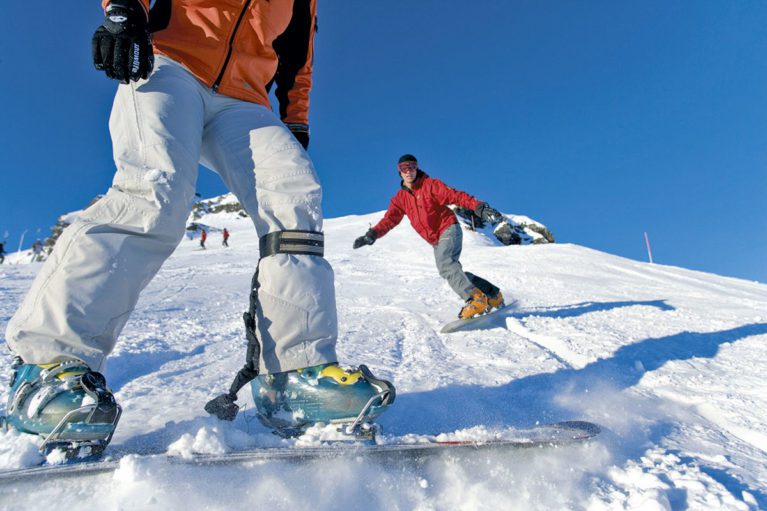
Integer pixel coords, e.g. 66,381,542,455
250,363,395,439
3,357,121,459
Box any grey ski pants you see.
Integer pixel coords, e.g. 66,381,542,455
6,56,337,374
433,224,475,301
433,223,500,301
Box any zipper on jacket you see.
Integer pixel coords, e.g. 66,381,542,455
212,0,253,92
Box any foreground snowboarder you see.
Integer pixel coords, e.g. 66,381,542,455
2,0,393,457
353,154,506,319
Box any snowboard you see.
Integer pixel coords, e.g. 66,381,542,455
0,420,599,483
441,301,518,333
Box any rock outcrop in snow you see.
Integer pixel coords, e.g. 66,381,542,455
453,206,555,245
189,194,250,221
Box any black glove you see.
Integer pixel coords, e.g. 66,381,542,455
92,0,153,83
353,229,376,249
287,123,310,150
204,393,239,421
475,203,504,224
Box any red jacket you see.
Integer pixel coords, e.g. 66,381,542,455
371,172,482,246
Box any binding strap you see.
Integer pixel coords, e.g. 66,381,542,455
205,230,326,421
204,267,262,421
259,230,324,258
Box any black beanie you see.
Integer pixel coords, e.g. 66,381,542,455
398,154,417,164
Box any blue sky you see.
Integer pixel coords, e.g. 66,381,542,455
1,1,765,283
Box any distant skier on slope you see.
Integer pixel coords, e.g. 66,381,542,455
3,0,393,455
30,240,44,262
222,228,230,248
199,229,207,250
0,242,5,264
353,154,506,319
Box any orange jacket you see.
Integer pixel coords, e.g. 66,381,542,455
103,0,316,127
372,172,482,246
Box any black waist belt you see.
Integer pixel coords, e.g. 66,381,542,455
259,230,324,258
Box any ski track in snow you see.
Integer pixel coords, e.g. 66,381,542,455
1,208,766,510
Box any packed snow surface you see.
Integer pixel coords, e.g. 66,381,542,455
1,207,766,510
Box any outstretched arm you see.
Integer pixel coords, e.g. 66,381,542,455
430,179,482,211
371,199,405,239
352,198,405,249
430,179,504,224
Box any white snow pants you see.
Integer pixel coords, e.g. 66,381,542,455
6,56,338,374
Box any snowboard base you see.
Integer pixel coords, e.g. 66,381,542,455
0,420,599,482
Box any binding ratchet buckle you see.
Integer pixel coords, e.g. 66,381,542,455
259,230,324,258
41,370,122,458
5,361,124,458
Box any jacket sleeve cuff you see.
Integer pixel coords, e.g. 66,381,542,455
285,123,309,134
104,0,149,17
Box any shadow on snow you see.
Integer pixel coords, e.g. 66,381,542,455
459,299,676,332
383,320,767,505
105,341,206,392
387,322,767,433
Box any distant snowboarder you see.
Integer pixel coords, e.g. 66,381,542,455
353,154,505,319
200,229,207,250
30,239,44,262
222,228,230,247
3,0,393,456
0,242,6,264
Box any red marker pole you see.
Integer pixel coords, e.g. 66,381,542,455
644,231,654,264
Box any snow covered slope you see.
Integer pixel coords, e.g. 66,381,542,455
1,209,765,510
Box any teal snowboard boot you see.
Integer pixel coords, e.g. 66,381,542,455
250,363,395,438
2,357,121,458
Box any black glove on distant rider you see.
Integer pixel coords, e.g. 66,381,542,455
475,203,504,224
353,229,376,249
92,0,153,83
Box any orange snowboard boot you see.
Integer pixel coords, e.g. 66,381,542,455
488,290,505,309
459,288,491,319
